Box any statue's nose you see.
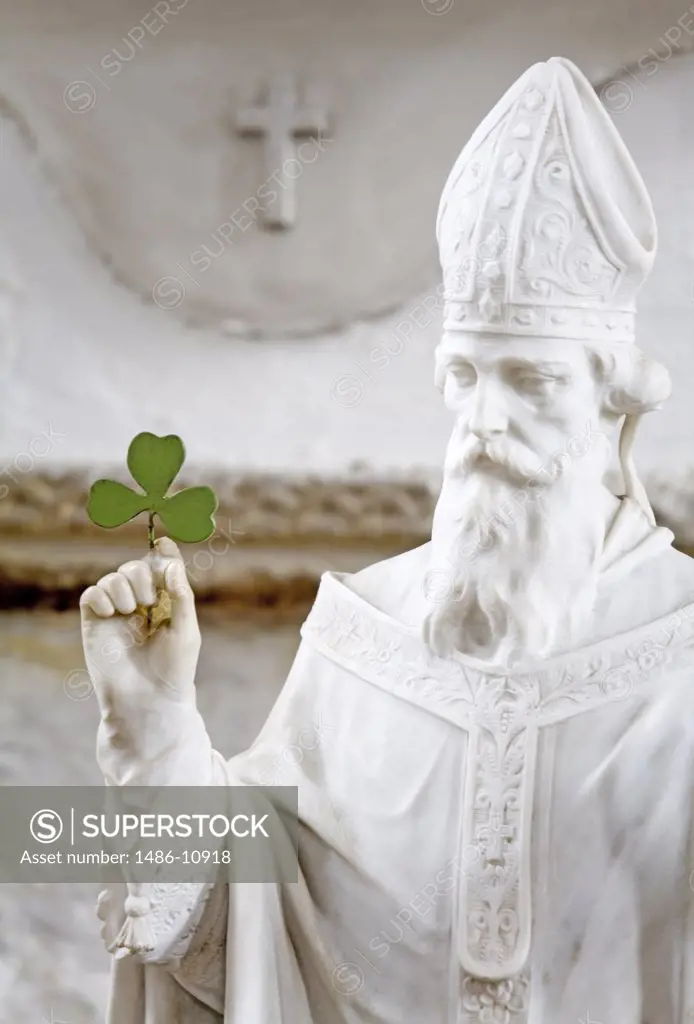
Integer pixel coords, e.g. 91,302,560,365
468,380,508,439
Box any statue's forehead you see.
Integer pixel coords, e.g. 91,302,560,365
436,332,587,365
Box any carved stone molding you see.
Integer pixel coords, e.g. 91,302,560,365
0,469,437,541
0,470,437,607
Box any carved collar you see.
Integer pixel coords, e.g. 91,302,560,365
301,569,694,733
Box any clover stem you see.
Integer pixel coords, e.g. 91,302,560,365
147,512,155,630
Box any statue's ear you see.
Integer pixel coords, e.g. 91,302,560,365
626,352,672,413
593,345,671,417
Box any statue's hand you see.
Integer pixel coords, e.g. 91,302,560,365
80,537,200,715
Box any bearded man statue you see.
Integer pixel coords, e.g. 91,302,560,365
81,57,694,1024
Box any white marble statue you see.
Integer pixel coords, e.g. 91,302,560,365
81,57,694,1023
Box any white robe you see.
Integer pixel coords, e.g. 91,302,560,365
97,497,694,1023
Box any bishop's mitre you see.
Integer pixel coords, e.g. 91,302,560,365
436,56,656,345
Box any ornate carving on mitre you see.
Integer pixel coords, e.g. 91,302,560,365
437,57,657,342
515,114,620,307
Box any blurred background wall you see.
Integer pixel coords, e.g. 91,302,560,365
1,0,694,1019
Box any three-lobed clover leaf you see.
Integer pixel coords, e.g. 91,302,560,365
87,432,218,543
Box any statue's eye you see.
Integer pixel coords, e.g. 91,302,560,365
514,372,559,394
449,364,477,389
517,374,548,388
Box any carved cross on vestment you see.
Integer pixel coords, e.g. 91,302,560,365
477,810,515,865
236,73,329,230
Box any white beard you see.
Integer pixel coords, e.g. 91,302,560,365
423,433,610,665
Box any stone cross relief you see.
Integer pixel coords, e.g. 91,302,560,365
236,73,329,230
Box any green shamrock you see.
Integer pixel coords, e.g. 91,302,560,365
87,432,218,544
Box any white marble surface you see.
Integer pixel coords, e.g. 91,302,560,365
0,608,301,1024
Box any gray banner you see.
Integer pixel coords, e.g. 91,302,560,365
0,786,298,882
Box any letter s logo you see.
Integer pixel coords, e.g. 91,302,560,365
30,809,64,844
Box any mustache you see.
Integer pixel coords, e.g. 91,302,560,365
445,435,542,482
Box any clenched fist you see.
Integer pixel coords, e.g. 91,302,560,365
80,536,201,716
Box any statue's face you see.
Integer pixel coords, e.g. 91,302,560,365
438,332,609,484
